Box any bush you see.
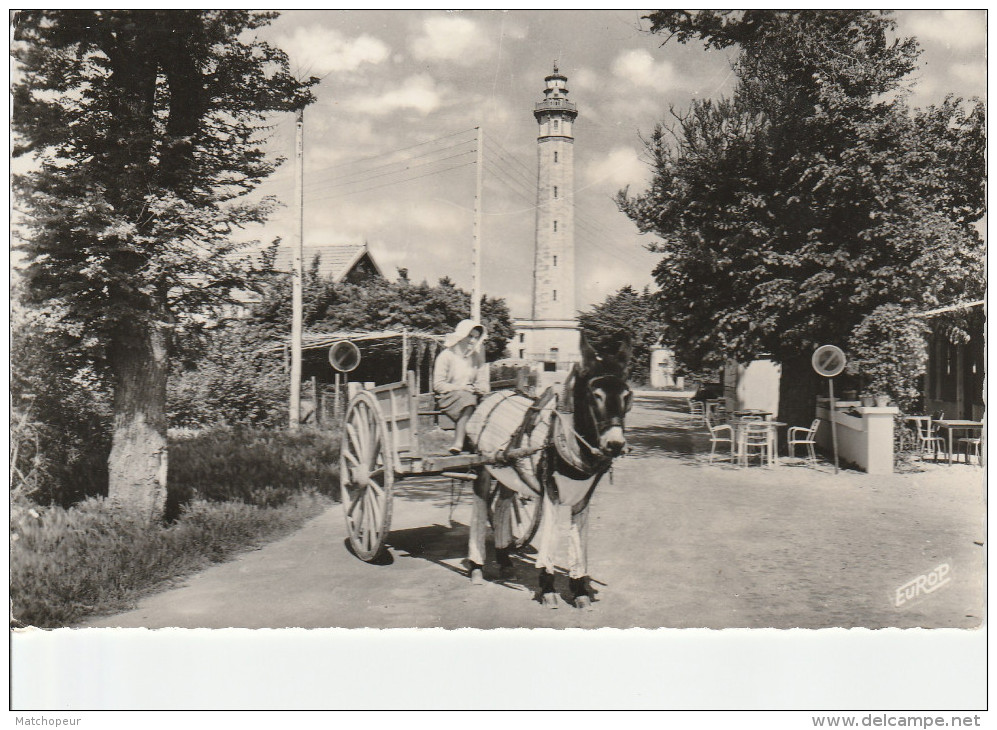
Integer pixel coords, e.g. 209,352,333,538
169,323,288,430
847,304,928,413
10,491,332,628
166,426,341,519
10,312,112,506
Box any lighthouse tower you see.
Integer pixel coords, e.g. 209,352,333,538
514,66,581,374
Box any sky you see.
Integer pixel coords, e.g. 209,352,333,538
241,10,985,319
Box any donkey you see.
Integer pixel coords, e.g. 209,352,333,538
467,333,633,609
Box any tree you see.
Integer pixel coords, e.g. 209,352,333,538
578,285,666,384
618,10,985,425
250,270,515,361
12,11,315,519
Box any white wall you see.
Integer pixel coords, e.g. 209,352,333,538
724,359,781,413
650,347,676,388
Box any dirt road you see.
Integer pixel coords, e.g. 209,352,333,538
84,394,985,629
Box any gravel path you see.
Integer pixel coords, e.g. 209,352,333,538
84,393,985,629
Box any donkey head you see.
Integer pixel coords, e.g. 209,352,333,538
575,333,633,458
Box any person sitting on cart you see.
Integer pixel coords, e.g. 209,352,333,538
434,319,490,454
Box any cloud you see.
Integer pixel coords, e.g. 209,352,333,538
402,200,467,233
572,67,602,92
610,48,676,91
583,146,652,189
410,15,494,64
503,21,528,41
346,74,445,116
947,61,986,90
577,254,656,311
277,25,390,76
904,10,986,51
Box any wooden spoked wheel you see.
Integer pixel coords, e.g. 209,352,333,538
340,391,394,562
490,485,543,550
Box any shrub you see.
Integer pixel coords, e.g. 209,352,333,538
10,311,112,506
166,426,341,519
10,492,331,628
169,323,288,430
847,304,928,413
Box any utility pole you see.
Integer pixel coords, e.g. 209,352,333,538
471,125,483,321
289,106,304,430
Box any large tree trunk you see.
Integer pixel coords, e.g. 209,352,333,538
107,321,170,521
777,353,822,429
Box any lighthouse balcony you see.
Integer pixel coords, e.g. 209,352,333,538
534,99,578,117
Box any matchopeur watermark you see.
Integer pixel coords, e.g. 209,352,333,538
14,719,81,727
895,562,951,607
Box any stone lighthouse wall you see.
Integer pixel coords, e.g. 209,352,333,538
532,136,576,321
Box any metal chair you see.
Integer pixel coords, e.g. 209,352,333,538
688,399,707,426
788,418,821,467
957,437,983,466
705,415,734,464
914,417,946,462
739,422,774,467
713,402,729,424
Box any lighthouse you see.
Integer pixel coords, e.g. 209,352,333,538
513,66,581,375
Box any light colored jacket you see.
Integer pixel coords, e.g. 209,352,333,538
434,348,489,395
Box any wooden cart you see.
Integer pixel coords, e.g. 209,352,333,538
339,371,545,561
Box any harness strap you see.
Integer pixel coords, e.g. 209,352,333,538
508,386,557,452
541,447,610,516
552,410,611,479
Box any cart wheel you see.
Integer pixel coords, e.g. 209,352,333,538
490,485,543,550
340,391,394,562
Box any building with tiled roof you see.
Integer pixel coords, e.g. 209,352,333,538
273,242,384,284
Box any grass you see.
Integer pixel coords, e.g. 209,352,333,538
11,425,343,628
10,494,334,628
167,426,342,515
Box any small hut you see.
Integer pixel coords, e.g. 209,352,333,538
266,330,443,425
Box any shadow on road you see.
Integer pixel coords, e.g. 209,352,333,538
393,475,475,507
388,521,468,567
386,521,555,599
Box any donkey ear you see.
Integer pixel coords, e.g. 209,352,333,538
579,332,599,374
615,335,633,366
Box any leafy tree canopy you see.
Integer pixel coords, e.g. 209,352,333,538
618,10,985,419
12,10,315,344
578,285,665,384
247,266,515,362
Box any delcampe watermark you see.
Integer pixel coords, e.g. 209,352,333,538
895,563,951,607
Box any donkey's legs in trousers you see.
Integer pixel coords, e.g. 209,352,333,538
567,501,592,608
467,468,491,584
535,491,564,607
566,501,590,580
491,485,516,576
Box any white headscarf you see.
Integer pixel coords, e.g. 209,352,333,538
444,319,487,351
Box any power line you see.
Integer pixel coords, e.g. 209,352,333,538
302,158,477,203
295,133,478,190
481,158,652,270
482,158,535,199
486,136,536,182
263,135,478,196
481,161,538,211
483,157,650,267
574,225,652,270
302,147,477,199
485,151,537,195
272,126,478,186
